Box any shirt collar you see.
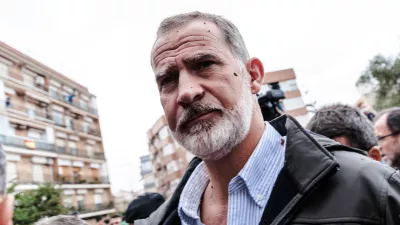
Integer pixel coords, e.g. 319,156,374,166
178,161,209,222
236,122,286,207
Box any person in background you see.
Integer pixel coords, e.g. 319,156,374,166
124,193,165,224
34,215,88,225
96,215,110,225
374,107,400,168
0,144,14,225
109,214,122,225
137,11,400,225
307,103,381,161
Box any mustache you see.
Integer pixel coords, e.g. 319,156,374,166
177,102,222,129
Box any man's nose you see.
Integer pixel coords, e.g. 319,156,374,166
177,72,204,106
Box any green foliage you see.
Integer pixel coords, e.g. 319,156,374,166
357,53,400,110
12,183,68,225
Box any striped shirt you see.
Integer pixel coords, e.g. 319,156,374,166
178,122,286,225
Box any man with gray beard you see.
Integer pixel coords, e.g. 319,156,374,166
138,11,400,225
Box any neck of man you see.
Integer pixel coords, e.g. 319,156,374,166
202,108,266,204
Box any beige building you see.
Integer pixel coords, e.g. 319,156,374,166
262,68,310,126
147,116,194,197
140,155,157,193
0,41,115,224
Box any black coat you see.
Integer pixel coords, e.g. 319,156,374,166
136,115,400,225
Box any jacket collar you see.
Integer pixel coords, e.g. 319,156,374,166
260,115,339,225
136,115,341,225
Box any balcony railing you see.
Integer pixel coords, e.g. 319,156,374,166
49,90,98,116
0,134,105,160
88,127,101,136
69,202,114,214
11,172,110,185
0,135,54,152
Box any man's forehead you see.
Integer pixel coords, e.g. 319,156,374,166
152,20,223,55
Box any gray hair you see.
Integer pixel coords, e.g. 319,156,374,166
154,11,249,64
374,107,400,133
306,103,378,151
35,215,88,225
0,144,6,195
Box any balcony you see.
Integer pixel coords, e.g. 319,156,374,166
1,134,105,160
55,147,105,160
88,127,101,137
49,90,98,116
59,175,110,185
69,202,114,214
11,172,110,186
0,135,54,152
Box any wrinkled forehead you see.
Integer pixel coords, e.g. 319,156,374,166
151,20,226,65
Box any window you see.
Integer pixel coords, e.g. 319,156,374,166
103,192,109,204
32,164,44,183
77,195,85,210
52,110,63,125
63,196,73,208
0,62,8,77
28,129,43,140
7,162,17,181
94,194,102,209
69,142,77,155
65,116,72,130
279,79,298,92
282,97,305,111
83,122,89,133
49,86,59,98
158,126,169,140
163,144,174,156
56,139,65,147
80,99,88,110
86,145,94,157
22,72,34,87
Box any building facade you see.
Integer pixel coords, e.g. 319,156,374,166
147,116,194,197
140,155,157,193
0,41,115,223
261,68,310,126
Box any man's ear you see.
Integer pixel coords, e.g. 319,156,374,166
368,146,382,162
245,57,264,95
0,195,14,225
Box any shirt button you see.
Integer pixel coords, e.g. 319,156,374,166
281,138,285,145
257,194,264,200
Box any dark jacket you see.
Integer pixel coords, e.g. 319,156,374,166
136,115,400,225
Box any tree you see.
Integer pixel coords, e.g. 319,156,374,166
11,183,68,225
357,53,400,110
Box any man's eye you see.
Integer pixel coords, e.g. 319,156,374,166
160,75,178,88
196,61,214,70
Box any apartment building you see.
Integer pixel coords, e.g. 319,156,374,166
262,68,310,126
0,41,115,223
147,116,194,197
140,155,157,193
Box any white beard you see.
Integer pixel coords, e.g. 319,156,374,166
172,80,254,160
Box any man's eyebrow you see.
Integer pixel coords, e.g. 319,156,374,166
155,65,178,81
182,53,218,65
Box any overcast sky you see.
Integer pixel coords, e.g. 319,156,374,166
1,0,399,193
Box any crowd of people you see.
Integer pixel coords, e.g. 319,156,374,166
0,10,400,225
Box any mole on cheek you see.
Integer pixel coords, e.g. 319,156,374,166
234,73,238,76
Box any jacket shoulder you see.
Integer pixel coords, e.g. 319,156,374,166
294,149,400,224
